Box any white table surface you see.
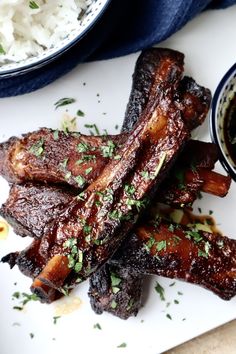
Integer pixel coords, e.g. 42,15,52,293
1,5,236,354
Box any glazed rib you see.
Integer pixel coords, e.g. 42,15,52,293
110,222,236,301
123,49,211,132
0,129,124,188
4,204,236,301
0,140,229,240
28,49,188,300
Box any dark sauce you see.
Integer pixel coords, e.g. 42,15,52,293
224,94,236,164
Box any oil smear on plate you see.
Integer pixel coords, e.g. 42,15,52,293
0,219,9,240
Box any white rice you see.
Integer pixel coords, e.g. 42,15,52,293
0,0,90,63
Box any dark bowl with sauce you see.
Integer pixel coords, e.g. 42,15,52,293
210,63,236,181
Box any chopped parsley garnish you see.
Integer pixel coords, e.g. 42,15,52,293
77,110,85,117
166,314,172,320
53,130,59,140
83,224,92,235
124,184,135,196
63,238,83,273
174,299,179,304
76,154,96,164
53,316,61,325
111,300,117,309
169,282,176,287
12,291,20,299
74,175,85,187
117,343,127,348
0,44,6,55
126,299,134,311
85,167,93,175
109,210,123,220
84,124,100,135
12,292,40,310
100,140,116,158
168,224,175,232
29,333,34,339
154,281,165,301
29,138,44,157
110,272,121,293
29,1,39,9
156,240,167,252
115,125,119,130
77,142,90,153
185,229,202,243
54,97,76,109
93,323,102,330
177,291,183,296
209,210,213,215
140,170,150,180
198,241,211,258
144,236,156,252
198,207,202,214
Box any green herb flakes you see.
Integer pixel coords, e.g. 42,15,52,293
124,184,135,196
100,140,116,158
156,240,167,252
74,175,85,187
166,314,172,320
111,300,117,309
29,138,44,157
117,343,127,348
126,299,134,311
53,316,61,325
29,333,34,339
85,167,93,175
77,110,85,117
12,292,40,311
53,130,59,140
174,299,179,304
154,281,165,301
84,124,100,135
77,142,90,153
93,323,102,330
54,97,76,109
29,1,39,9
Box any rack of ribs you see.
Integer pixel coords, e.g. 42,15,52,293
0,48,234,320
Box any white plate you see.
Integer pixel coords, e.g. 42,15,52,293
1,6,236,354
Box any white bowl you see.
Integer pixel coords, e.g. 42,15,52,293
0,0,111,78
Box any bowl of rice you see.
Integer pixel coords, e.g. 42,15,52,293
0,0,111,77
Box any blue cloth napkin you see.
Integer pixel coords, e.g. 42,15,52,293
1,0,236,97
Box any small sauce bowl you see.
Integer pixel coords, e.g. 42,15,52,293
210,63,236,181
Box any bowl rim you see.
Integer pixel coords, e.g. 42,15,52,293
210,61,236,181
0,0,111,78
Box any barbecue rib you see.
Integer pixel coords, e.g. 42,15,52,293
26,49,188,301
3,205,236,302
0,69,211,189
109,221,236,301
2,49,233,320
0,141,230,240
0,129,123,188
